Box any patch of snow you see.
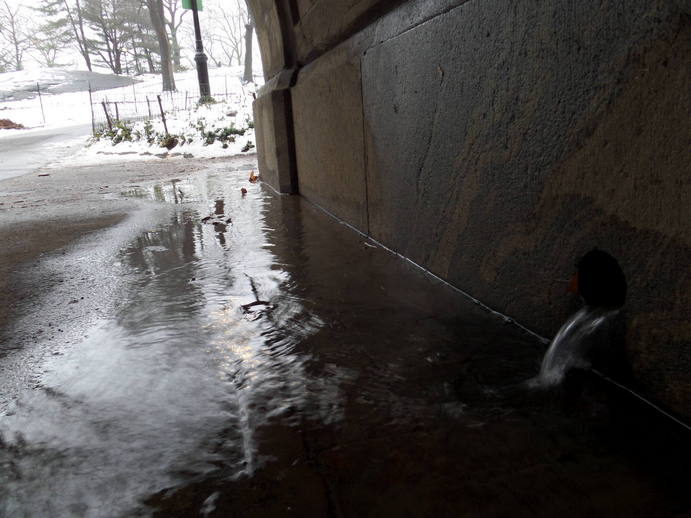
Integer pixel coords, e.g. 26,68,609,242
62,68,258,166
0,69,139,100
0,65,262,132
71,95,257,166
0,66,263,166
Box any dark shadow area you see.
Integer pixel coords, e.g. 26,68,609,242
143,187,690,518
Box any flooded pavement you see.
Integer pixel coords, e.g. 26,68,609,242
0,160,689,517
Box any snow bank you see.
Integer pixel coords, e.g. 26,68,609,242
0,65,262,132
1,65,263,169
68,74,259,166
0,68,138,100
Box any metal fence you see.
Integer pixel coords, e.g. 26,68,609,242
1,73,257,134
90,89,249,134
90,79,256,135
0,82,54,127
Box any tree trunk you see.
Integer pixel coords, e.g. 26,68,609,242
168,24,181,70
146,0,175,91
72,0,92,71
114,48,122,74
13,40,23,71
143,48,155,73
242,11,254,84
130,33,143,75
101,29,116,73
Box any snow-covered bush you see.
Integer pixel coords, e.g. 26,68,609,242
90,98,254,153
93,120,135,144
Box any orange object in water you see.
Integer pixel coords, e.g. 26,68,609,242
568,271,579,294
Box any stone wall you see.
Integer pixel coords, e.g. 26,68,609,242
249,0,691,418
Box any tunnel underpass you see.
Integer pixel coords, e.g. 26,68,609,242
249,0,691,423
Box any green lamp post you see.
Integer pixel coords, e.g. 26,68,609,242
183,0,211,98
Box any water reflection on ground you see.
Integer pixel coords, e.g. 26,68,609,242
0,163,689,517
1,167,327,516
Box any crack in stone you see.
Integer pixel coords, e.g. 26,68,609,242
364,1,473,53
415,72,447,197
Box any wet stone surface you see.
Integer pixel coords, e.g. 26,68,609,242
0,162,689,517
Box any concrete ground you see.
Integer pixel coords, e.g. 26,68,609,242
0,156,688,517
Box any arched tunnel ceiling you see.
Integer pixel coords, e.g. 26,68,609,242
246,0,289,79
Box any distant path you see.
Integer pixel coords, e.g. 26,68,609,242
0,123,92,182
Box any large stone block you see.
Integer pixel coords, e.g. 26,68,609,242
253,69,299,194
362,0,690,415
292,44,368,232
249,0,690,416
294,0,403,63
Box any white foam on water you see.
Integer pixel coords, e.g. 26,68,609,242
532,307,618,388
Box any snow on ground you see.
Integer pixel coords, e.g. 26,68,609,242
0,65,263,166
0,69,140,130
72,89,257,165
0,89,95,132
0,66,262,131
0,69,138,100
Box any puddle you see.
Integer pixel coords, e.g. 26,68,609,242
0,167,337,516
1,164,687,517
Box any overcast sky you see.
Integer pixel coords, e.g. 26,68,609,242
2,0,262,75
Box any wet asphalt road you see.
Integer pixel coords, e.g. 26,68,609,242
0,123,92,181
0,157,689,517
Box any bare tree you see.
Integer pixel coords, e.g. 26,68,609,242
212,0,247,66
162,0,187,70
183,0,247,68
0,46,13,73
33,0,74,67
67,0,94,71
145,0,175,90
242,3,254,83
30,36,67,68
82,0,136,74
177,0,260,74
0,1,31,71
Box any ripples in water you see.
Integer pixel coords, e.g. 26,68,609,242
0,169,337,517
1,164,558,517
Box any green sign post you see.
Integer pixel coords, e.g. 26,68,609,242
182,0,203,10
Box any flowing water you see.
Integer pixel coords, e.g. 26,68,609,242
2,165,498,516
533,306,619,387
0,163,688,517
0,168,330,516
